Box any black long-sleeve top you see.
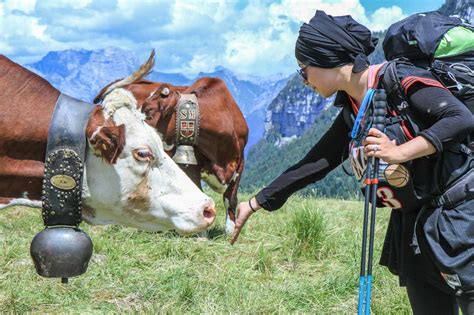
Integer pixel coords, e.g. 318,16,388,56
255,84,474,211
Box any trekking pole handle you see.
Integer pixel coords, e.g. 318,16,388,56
372,89,386,131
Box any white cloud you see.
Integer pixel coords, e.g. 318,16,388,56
3,0,37,14
0,4,56,57
368,6,406,31
188,53,219,73
2,0,411,75
37,0,93,10
269,0,369,26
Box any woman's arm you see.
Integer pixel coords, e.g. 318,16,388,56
364,85,473,163
409,85,473,152
230,110,351,244
255,110,351,211
364,129,435,163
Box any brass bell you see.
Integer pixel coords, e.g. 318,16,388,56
172,145,198,165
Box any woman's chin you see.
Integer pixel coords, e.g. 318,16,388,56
310,86,331,98
318,90,331,98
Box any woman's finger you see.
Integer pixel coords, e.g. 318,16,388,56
364,144,382,152
230,202,253,245
230,224,243,245
363,136,382,145
367,128,384,137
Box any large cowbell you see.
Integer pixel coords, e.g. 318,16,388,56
30,94,95,283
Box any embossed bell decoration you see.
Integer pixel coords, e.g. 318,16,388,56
173,145,198,165
30,226,92,283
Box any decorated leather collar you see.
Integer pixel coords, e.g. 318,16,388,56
175,93,200,146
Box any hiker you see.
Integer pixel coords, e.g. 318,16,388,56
231,10,474,314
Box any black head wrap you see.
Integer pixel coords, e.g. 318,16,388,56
295,10,378,73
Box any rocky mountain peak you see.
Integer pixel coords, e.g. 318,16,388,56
439,0,473,22
264,74,334,144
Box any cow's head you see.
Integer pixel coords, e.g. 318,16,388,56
142,84,180,127
82,88,215,235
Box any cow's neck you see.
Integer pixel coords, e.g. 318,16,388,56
0,56,59,204
157,112,177,150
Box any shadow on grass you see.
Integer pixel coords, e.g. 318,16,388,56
206,225,227,240
155,225,227,241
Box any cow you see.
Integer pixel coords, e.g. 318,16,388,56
95,53,248,233
0,54,216,235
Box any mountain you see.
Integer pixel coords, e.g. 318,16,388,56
239,67,358,195
27,48,193,102
25,48,291,154
194,66,291,150
264,74,334,144
240,106,358,198
147,71,192,86
439,0,473,22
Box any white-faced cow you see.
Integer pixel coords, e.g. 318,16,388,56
0,54,216,235
95,53,248,233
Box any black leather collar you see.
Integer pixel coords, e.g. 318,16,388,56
42,94,95,227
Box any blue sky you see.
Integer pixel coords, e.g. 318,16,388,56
1,0,447,77
361,0,445,15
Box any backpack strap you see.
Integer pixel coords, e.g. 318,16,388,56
378,60,419,139
400,76,449,94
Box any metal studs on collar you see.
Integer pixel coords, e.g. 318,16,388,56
41,148,84,227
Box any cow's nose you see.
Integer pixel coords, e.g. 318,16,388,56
203,205,216,226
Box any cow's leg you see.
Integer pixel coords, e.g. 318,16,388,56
223,160,244,234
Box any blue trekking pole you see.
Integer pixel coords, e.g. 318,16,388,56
358,89,387,314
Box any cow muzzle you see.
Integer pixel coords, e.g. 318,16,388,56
203,204,216,226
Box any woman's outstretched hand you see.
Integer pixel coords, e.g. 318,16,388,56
230,199,259,245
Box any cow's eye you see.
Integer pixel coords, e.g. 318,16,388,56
144,108,154,120
132,148,155,162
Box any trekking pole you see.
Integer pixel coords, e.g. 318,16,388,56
358,148,373,315
358,89,387,315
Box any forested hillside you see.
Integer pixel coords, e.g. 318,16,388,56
240,106,359,198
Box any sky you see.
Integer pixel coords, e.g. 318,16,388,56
1,0,446,77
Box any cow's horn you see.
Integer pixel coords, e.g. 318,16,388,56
99,49,156,102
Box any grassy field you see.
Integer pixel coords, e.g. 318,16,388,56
0,192,411,313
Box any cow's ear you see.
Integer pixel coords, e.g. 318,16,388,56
89,125,126,164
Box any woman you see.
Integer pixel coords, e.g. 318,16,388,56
230,10,474,314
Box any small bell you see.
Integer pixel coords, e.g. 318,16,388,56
173,145,198,165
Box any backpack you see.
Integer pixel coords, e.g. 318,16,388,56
381,11,474,147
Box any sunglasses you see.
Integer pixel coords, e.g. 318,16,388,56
297,64,308,81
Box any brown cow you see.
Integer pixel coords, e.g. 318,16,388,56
95,56,248,233
0,54,216,235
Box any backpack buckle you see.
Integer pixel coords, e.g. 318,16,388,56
386,116,404,126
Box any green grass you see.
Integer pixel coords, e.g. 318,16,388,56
0,192,410,313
